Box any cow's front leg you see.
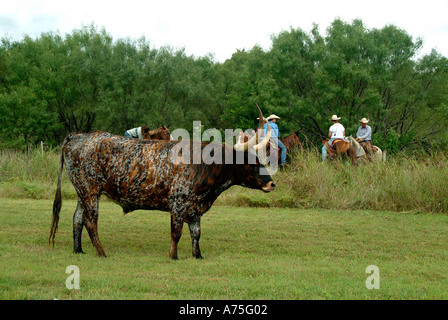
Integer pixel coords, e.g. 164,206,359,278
188,218,203,259
169,213,184,260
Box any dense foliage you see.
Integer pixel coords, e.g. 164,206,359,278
1,19,447,153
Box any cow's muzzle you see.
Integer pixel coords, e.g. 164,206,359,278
262,181,275,193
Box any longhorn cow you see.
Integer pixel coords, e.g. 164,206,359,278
49,106,275,259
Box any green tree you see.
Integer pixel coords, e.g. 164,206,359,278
0,19,447,153
266,18,448,152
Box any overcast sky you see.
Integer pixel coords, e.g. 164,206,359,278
1,0,447,62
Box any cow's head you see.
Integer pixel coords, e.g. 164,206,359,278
235,159,275,193
232,104,275,193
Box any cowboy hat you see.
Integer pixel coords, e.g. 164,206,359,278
330,115,341,121
267,114,280,120
359,117,369,123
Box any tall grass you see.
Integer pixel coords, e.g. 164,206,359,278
0,147,447,212
217,149,448,213
0,147,76,200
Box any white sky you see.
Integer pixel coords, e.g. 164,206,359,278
1,0,447,62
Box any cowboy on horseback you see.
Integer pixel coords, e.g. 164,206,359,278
322,115,346,161
125,126,149,139
355,118,373,158
125,126,171,140
261,114,287,167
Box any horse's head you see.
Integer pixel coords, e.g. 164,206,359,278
346,135,365,158
142,126,171,140
158,126,171,140
346,135,356,144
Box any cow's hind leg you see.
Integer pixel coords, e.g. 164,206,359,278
82,197,107,257
188,218,203,259
73,198,85,254
169,213,184,260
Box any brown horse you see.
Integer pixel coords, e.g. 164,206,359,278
323,138,355,165
141,126,171,140
268,132,302,163
281,132,302,152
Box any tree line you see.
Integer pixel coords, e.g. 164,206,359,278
1,19,447,154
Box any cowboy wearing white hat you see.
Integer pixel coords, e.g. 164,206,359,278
356,117,373,157
322,114,345,161
359,117,369,123
266,114,281,121
330,115,341,121
261,114,287,167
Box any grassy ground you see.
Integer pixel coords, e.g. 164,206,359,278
1,198,447,300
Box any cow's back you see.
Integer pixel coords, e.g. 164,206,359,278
62,131,179,213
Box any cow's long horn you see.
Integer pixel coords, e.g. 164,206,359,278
234,104,265,151
254,118,270,151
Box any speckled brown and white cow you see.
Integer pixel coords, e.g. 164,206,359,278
49,106,275,259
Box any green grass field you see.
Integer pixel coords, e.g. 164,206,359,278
1,198,446,300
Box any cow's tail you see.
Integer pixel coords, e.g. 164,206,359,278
49,149,64,248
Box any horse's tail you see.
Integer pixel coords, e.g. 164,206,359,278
382,149,387,162
49,148,64,247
